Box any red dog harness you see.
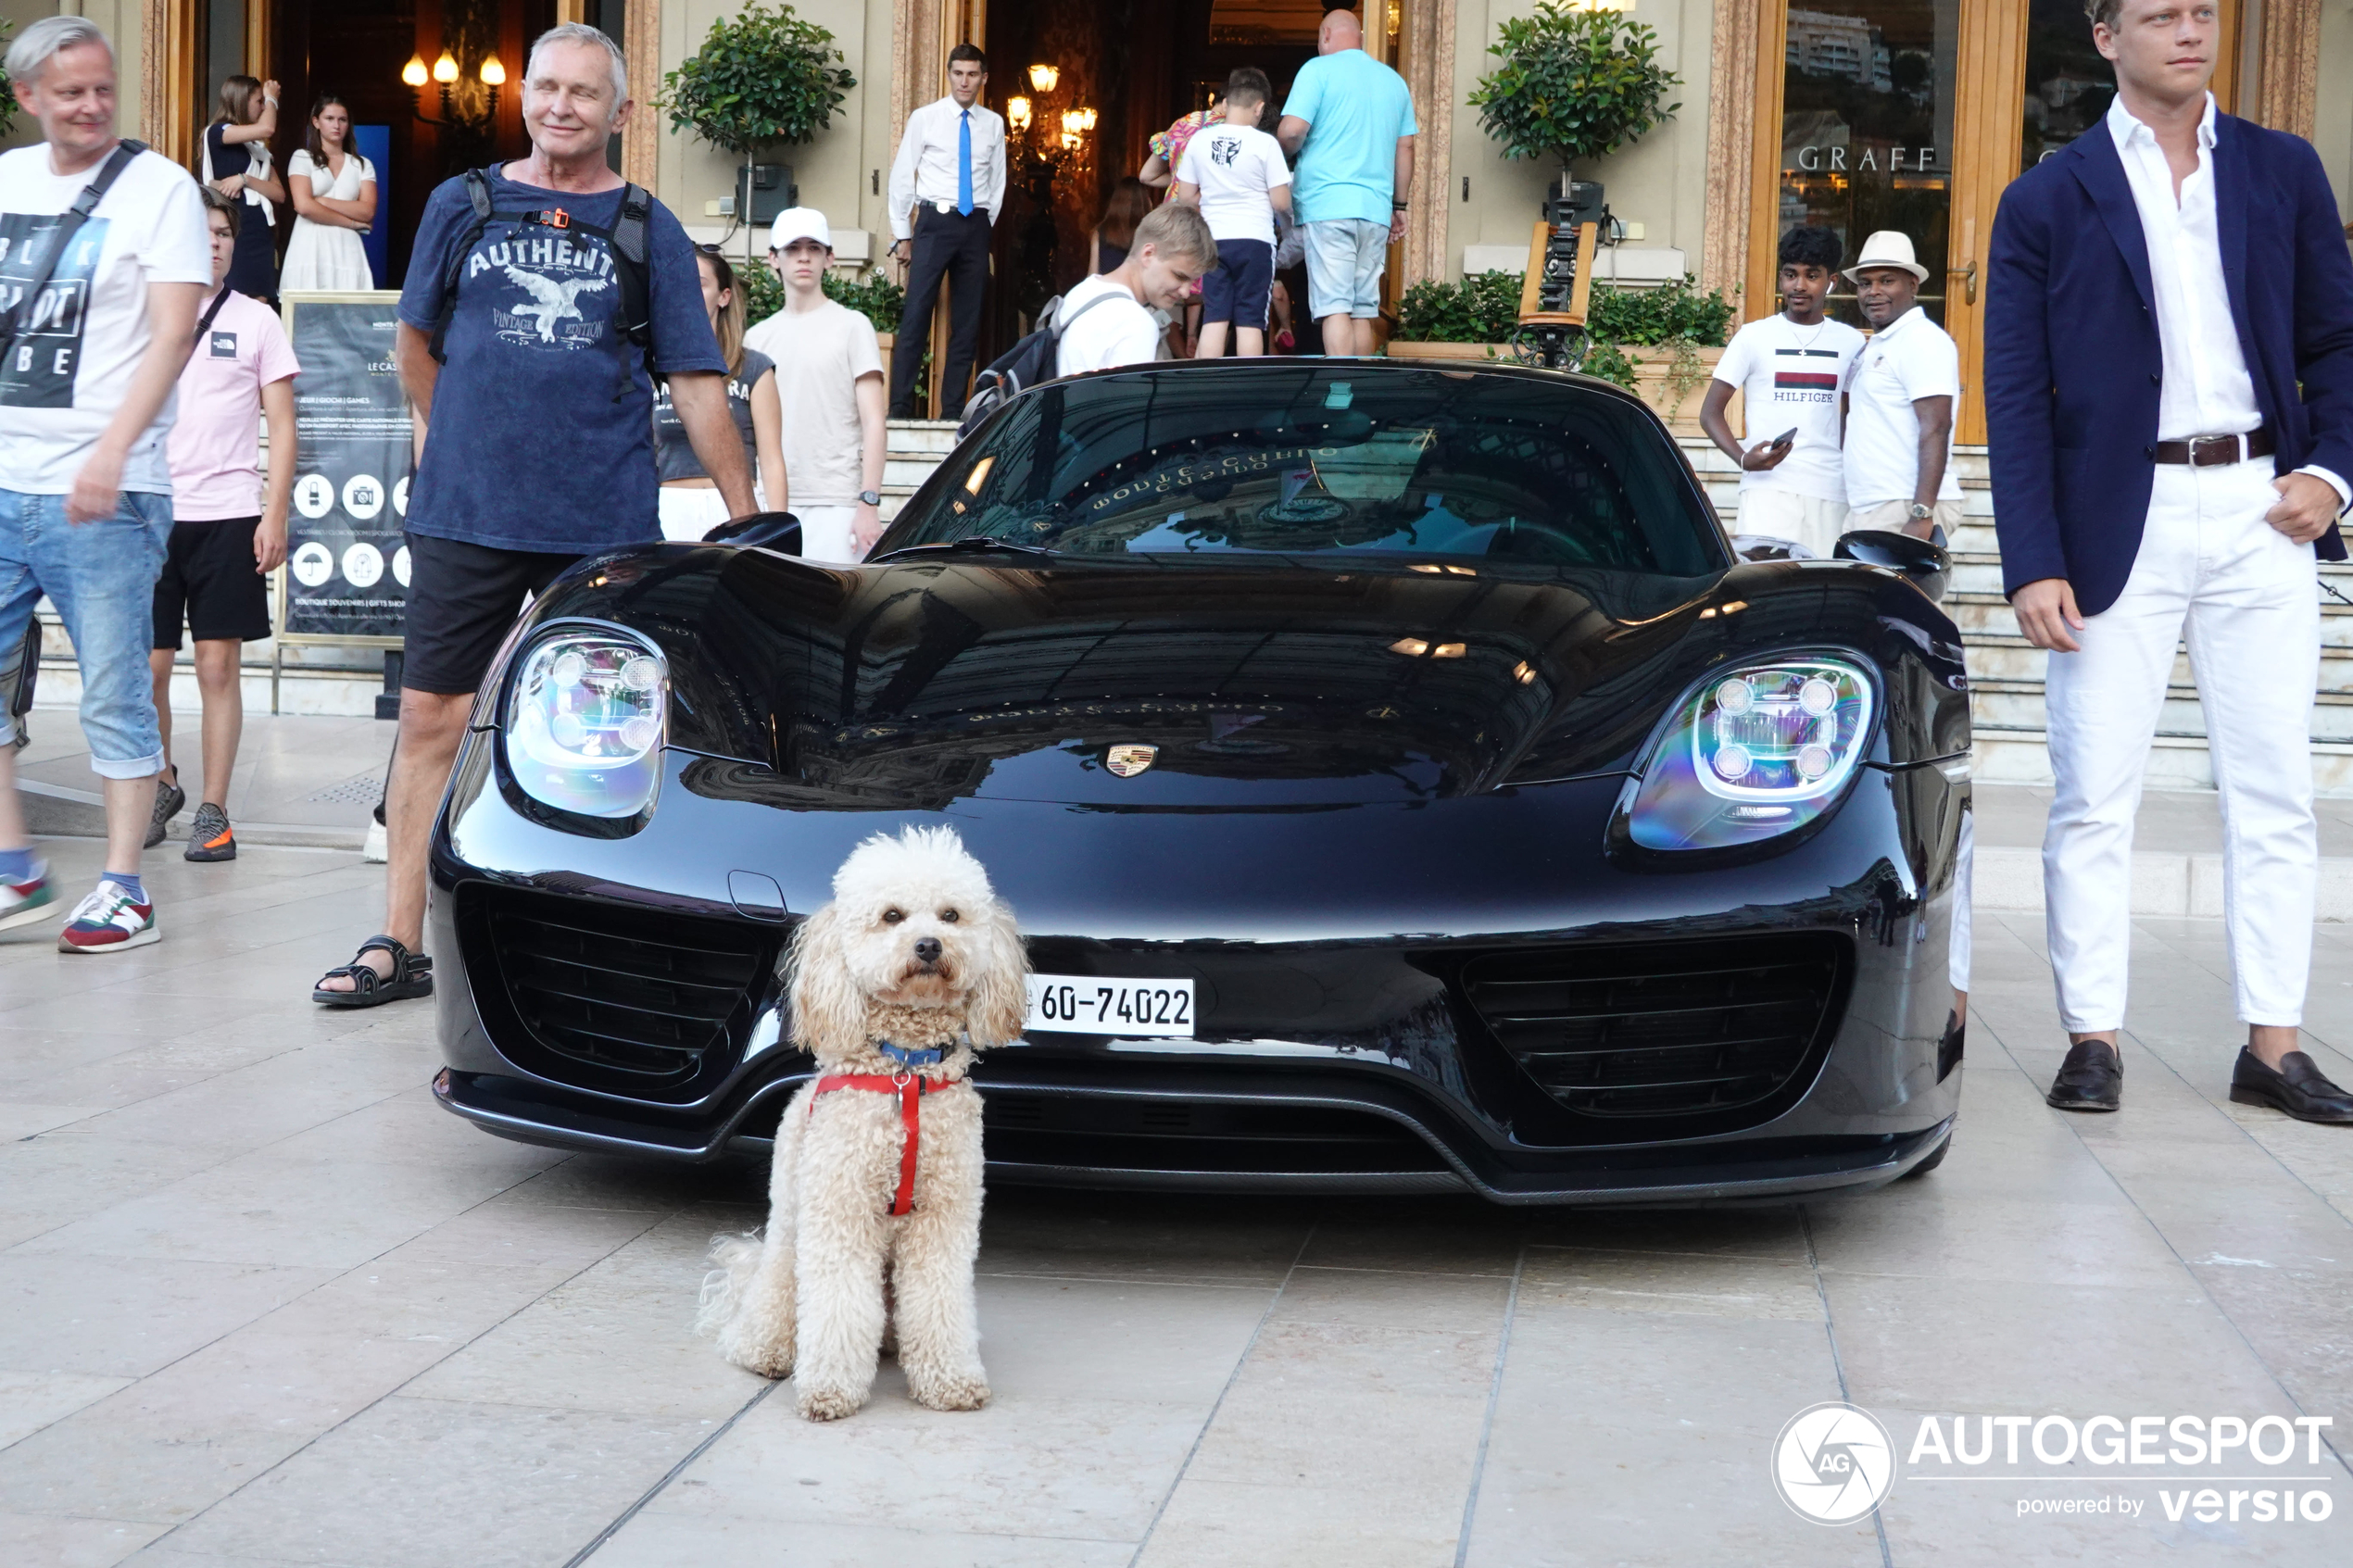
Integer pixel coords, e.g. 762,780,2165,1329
810,1073,940,1216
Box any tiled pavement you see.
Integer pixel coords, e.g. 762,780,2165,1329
1,833,2350,1565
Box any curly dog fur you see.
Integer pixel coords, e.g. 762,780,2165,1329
697,826,1026,1421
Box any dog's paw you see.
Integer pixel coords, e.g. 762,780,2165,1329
908,1370,991,1411
726,1348,794,1381
797,1386,862,1423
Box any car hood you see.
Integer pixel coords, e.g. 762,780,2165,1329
536,549,1952,814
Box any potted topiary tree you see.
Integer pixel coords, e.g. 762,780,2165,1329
657,1,856,262
1467,2,1680,191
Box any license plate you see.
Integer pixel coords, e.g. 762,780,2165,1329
1025,973,1196,1037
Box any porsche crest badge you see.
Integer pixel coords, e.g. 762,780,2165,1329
1105,744,1158,778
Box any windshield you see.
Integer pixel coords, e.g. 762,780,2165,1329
883,363,1725,575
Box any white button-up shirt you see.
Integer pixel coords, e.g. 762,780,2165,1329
2108,93,2347,505
887,95,1006,241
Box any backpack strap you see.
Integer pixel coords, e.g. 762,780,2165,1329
610,182,655,358
427,168,499,365
0,140,145,356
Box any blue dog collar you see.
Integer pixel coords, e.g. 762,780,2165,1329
877,1041,946,1069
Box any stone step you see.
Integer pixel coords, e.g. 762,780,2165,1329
885,418,962,457
1945,591,2353,647
1962,635,2353,690
1973,725,2353,793
1969,679,2353,743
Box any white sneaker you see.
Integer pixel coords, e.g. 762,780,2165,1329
0,857,54,932
362,818,387,863
57,878,158,954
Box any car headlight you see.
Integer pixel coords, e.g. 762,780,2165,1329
504,630,667,818
1619,655,1877,850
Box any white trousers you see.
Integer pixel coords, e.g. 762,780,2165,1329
1734,488,1846,560
658,487,731,543
796,505,862,565
2041,457,2320,1030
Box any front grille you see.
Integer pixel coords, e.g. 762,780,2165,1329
980,1094,1448,1174
472,885,774,1095
1463,935,1845,1119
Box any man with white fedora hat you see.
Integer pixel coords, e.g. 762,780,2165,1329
1840,230,1964,544
745,207,887,562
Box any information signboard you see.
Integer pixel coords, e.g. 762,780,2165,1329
278,292,411,646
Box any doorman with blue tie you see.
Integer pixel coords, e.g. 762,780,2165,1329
886,44,1005,420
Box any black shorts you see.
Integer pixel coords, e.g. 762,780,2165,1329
1201,238,1274,328
153,516,272,647
401,532,585,696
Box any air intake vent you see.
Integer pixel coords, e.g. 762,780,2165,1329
1463,935,1845,1120
472,886,773,1095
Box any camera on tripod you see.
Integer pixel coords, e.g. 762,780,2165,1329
1536,180,1616,313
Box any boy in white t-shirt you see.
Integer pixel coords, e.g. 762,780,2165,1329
1173,68,1292,359
745,207,887,562
1699,226,1868,558
1057,203,1216,377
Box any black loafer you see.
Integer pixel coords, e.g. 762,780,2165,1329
2046,1040,2122,1111
2230,1049,2353,1125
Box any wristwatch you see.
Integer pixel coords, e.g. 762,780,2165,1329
1906,502,1934,521
857,489,882,508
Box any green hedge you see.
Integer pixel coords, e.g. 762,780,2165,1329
736,263,905,335
1393,270,1733,350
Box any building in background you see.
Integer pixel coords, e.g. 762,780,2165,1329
4,0,2345,436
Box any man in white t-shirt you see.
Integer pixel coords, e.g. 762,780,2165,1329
1842,230,1963,540
1173,68,1291,360
0,18,211,956
1056,203,1216,378
1698,225,1867,558
744,208,887,562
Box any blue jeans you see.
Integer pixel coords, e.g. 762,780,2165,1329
0,487,173,778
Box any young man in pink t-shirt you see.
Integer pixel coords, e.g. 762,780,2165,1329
149,187,298,860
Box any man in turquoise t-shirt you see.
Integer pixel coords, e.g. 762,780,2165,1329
1277,7,1417,358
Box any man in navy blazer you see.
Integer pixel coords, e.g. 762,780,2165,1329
1984,0,2353,1123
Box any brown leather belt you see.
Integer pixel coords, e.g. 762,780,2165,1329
2153,429,2276,466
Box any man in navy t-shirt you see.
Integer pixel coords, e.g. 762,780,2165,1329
314,22,754,1005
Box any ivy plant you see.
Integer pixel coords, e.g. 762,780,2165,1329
1392,272,1730,349
1467,3,1681,173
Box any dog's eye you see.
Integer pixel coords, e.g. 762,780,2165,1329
882,908,904,924
940,908,960,922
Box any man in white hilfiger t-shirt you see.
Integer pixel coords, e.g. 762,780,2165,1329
0,17,211,958
1056,203,1216,378
1699,225,1868,559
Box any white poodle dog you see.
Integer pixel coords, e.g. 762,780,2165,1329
698,825,1026,1421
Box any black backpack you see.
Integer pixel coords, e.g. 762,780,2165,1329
428,167,656,366
956,288,1127,436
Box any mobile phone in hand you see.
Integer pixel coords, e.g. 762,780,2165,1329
1768,427,1799,450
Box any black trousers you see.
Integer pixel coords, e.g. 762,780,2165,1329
892,207,991,418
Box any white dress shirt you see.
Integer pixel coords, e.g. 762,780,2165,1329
887,95,1006,240
2108,93,2347,505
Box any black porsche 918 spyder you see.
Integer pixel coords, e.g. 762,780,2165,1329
428,357,1972,1204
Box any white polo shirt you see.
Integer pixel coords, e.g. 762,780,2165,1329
1843,306,1962,508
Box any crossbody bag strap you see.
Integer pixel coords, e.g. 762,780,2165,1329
193,284,233,344
0,139,145,356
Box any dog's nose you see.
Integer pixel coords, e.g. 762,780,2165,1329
913,936,942,963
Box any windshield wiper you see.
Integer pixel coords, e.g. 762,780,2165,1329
870,536,1059,564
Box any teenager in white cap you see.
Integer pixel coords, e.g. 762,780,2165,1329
744,208,887,562
1841,230,1964,541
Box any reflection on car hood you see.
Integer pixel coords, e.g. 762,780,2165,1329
535,550,1959,816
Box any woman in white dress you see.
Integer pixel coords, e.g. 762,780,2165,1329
280,95,378,293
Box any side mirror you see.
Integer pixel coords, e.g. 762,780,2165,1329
1835,527,1949,602
702,510,802,553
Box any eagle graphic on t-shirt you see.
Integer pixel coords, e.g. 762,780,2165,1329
502,264,610,344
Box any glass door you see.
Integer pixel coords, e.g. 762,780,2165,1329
1754,0,2245,445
